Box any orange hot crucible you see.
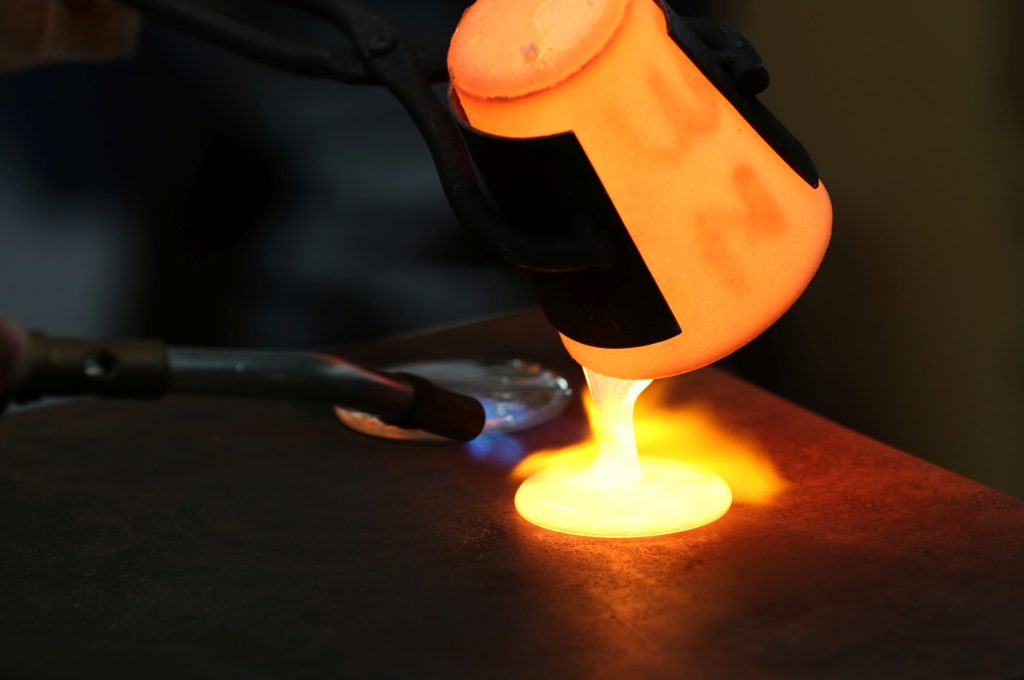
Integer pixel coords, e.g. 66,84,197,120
449,0,832,380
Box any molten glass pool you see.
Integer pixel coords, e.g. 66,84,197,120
514,369,732,538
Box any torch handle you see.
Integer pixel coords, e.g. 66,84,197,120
19,332,168,399
11,333,485,442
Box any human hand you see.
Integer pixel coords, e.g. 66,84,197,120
0,316,30,410
0,0,139,71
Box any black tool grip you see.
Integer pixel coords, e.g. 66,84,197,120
388,372,486,442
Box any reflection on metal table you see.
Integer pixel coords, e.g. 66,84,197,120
1,311,1022,678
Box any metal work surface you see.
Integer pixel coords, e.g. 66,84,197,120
1,312,1022,678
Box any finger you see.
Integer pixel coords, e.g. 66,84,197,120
0,315,31,394
0,1,140,71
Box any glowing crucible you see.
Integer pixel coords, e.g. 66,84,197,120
449,0,832,380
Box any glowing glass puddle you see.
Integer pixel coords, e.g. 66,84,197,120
514,368,733,538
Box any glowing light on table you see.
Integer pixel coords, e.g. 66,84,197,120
514,369,733,538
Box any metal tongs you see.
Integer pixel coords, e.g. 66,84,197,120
8,331,485,441
118,0,618,273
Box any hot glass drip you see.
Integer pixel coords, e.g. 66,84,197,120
514,367,733,538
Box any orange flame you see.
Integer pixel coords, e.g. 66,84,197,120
512,380,785,506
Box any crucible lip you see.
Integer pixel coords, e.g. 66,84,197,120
448,0,631,101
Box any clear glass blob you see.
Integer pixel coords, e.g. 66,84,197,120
336,358,573,441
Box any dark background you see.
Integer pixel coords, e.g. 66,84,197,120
0,1,1020,496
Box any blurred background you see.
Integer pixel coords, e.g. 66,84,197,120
0,1,1020,497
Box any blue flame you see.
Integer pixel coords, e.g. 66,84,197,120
464,433,528,469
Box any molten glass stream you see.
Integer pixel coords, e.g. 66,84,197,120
514,368,733,538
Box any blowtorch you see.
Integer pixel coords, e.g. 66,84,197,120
2,326,486,442
1,0,830,439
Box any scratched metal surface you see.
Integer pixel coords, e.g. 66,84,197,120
1,311,1022,678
